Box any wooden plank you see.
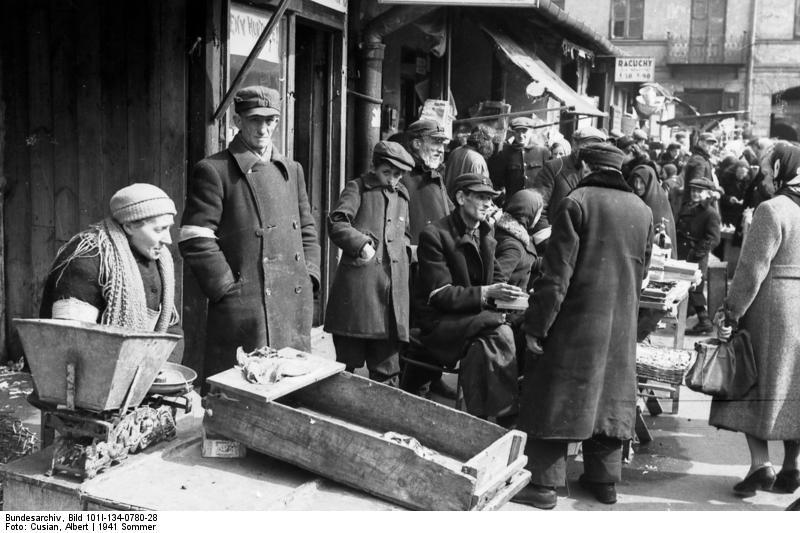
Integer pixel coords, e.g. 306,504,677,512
206,348,345,402
204,392,477,510
461,430,526,491
470,456,528,510
51,2,79,246
158,0,188,316
75,0,104,229
126,0,156,188
288,371,506,461
28,2,56,310
2,0,33,362
478,470,531,511
100,0,129,199
2,479,83,511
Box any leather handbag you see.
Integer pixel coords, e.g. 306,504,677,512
685,329,757,400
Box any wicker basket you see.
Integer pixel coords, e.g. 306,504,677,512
636,344,693,385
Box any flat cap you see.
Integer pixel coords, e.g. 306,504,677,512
234,86,281,117
632,128,649,141
373,141,415,171
452,173,499,196
688,177,716,190
616,135,636,151
573,126,607,142
406,119,450,140
667,142,682,151
579,142,626,170
699,132,718,144
509,116,537,130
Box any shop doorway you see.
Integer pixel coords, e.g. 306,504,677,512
293,22,342,324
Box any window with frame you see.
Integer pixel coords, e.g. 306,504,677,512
795,0,800,38
611,0,644,40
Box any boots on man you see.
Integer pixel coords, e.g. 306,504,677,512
687,307,713,335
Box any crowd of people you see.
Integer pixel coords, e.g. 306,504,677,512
37,84,800,511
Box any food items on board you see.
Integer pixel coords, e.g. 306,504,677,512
236,345,313,384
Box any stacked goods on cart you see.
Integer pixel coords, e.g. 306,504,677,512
649,258,701,284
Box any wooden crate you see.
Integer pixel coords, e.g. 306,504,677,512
203,371,530,511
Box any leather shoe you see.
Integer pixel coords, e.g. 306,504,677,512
429,378,458,400
511,483,557,510
733,465,776,497
578,474,617,504
687,320,713,335
772,469,800,494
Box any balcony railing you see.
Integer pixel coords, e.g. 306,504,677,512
666,32,747,65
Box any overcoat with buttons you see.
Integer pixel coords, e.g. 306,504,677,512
488,143,550,203
179,134,320,381
324,173,411,341
401,161,453,245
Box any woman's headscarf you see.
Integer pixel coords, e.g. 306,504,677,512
504,189,544,233
770,142,800,207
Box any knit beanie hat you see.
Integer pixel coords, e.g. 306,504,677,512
109,183,177,224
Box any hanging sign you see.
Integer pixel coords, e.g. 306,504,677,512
379,1,539,5
229,5,281,63
615,57,655,82
310,0,347,12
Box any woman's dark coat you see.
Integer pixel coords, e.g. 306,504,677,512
180,134,321,381
324,173,411,341
520,170,653,441
626,160,678,258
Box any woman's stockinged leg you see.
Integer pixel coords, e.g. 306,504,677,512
745,433,771,473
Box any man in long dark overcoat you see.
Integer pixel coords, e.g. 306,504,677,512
514,143,653,509
179,86,320,387
410,173,525,422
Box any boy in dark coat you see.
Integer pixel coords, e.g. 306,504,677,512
324,141,415,386
677,177,722,334
515,143,653,510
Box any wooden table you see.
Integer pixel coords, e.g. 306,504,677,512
639,280,691,350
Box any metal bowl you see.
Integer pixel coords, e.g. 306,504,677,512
148,363,197,395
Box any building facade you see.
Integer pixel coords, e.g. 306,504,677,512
560,0,800,139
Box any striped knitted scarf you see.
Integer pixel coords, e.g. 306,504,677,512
51,218,177,332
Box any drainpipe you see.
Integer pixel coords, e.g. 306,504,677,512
356,6,438,175
745,0,758,128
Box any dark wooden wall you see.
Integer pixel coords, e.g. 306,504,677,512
1,0,187,362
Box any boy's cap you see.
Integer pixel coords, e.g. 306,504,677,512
373,141,415,171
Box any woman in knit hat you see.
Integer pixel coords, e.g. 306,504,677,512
39,183,180,338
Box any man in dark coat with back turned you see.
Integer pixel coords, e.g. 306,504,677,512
179,86,320,388
513,143,653,510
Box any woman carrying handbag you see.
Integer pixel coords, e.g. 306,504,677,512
709,142,800,498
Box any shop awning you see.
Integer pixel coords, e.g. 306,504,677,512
481,25,607,118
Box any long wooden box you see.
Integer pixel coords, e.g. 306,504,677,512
204,371,530,511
